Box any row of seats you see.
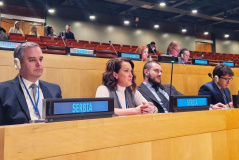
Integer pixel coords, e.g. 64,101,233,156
190,51,239,62
7,33,239,65
8,33,139,53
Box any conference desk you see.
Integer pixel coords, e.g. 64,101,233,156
1,109,239,160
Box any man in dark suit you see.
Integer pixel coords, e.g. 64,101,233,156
0,42,62,126
147,41,156,54
138,61,183,113
58,24,75,40
198,64,234,109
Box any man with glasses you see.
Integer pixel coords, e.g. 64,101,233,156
198,64,234,109
166,41,181,57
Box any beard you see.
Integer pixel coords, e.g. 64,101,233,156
148,74,161,86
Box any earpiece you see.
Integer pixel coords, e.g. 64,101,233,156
181,53,184,58
14,58,21,70
214,75,219,83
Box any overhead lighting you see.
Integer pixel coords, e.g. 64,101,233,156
89,15,96,20
159,2,166,7
182,28,187,33
154,24,159,29
204,31,209,35
224,34,229,38
48,9,55,13
192,9,198,14
0,1,4,6
124,20,130,25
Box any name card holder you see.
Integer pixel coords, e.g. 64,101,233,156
169,95,210,112
42,98,114,122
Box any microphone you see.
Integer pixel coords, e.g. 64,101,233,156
208,73,213,79
61,34,66,47
109,40,118,56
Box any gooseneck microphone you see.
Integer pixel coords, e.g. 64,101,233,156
61,33,66,47
208,73,213,79
109,40,118,56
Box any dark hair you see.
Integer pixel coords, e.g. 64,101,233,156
14,42,40,63
179,48,189,57
102,58,137,92
213,64,234,78
150,41,155,45
143,61,160,78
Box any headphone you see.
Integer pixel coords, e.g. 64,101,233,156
14,58,21,70
213,75,219,83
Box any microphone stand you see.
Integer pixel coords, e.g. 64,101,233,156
109,40,118,56
169,56,175,112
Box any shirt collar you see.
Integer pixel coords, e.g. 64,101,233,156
143,82,154,88
18,75,39,89
214,81,222,90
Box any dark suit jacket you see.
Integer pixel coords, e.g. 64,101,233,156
198,81,231,105
138,83,183,113
147,44,156,53
0,76,62,126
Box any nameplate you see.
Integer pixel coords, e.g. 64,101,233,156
222,61,235,67
118,52,142,61
192,59,209,65
169,95,210,112
158,56,178,63
0,40,23,51
66,47,96,57
42,98,114,122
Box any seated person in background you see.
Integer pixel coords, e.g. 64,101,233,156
46,26,57,38
178,48,190,64
9,21,24,35
198,64,234,109
135,45,148,61
166,41,180,56
29,26,40,37
58,24,75,40
95,58,158,116
138,61,183,113
0,26,8,40
147,41,156,54
0,42,62,126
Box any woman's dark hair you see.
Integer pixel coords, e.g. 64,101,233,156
102,58,137,92
213,63,234,78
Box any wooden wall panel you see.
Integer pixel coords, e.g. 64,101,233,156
1,109,239,159
196,42,212,52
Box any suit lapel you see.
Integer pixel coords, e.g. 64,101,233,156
139,83,161,106
212,82,225,103
11,76,31,120
40,81,52,99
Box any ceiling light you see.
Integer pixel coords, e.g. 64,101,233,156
224,34,229,38
89,15,96,20
192,9,198,14
204,31,209,35
182,28,187,33
124,20,130,25
159,2,166,7
154,24,159,29
48,9,55,13
0,1,4,6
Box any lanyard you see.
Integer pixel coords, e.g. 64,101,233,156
20,76,40,117
114,90,128,108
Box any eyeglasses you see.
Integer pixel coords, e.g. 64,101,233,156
173,47,180,53
220,77,233,82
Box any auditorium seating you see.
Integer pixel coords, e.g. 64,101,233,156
6,34,239,66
